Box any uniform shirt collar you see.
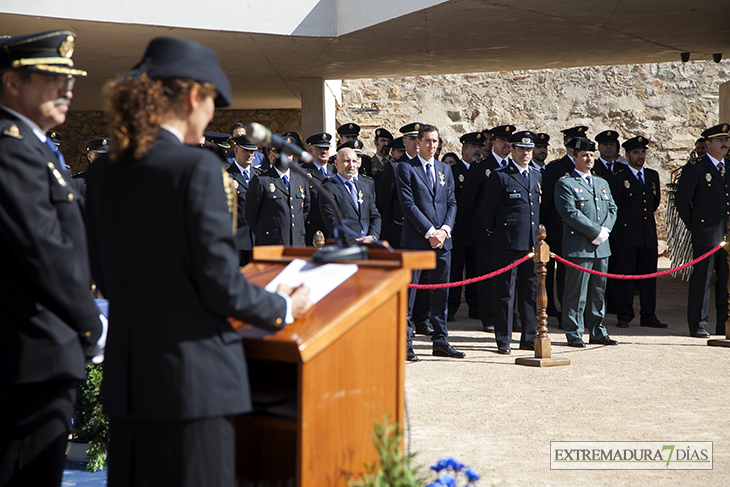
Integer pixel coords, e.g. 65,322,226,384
492,150,508,166
274,166,290,178
708,153,725,168
627,165,643,180
160,124,184,143
0,104,46,143
234,161,249,175
460,159,471,170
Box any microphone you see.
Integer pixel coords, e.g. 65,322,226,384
246,123,313,166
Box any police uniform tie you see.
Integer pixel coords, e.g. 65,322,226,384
243,168,249,184
719,162,725,179
426,163,435,189
320,166,328,179
44,137,67,172
637,170,644,187
345,179,358,208
523,170,529,187
282,174,290,190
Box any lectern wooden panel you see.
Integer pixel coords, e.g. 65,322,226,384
235,246,434,487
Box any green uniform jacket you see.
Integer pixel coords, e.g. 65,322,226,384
555,170,617,259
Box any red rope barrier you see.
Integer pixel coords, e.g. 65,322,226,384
552,243,725,280
408,252,534,289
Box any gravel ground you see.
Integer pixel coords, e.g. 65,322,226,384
404,272,729,486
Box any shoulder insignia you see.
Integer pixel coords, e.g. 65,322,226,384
2,125,23,139
269,182,276,192
689,159,697,165
360,174,373,181
559,174,569,180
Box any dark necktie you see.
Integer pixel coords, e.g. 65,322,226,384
44,137,67,172
426,163,435,189
718,162,725,179
637,170,644,187
523,170,529,187
243,169,249,184
282,174,289,190
345,180,358,208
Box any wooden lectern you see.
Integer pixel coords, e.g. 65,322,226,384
234,246,434,487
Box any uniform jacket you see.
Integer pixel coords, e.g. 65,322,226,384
481,162,542,251
85,129,288,420
675,155,730,248
461,154,502,240
396,157,457,251
555,170,617,259
540,155,574,247
319,174,381,239
451,159,475,246
246,166,310,246
0,108,101,384
608,165,660,248
375,159,404,248
226,162,260,252
301,161,335,246
592,158,615,181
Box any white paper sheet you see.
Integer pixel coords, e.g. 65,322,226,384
264,258,358,304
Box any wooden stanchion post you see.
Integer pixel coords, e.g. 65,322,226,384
708,220,730,347
516,224,570,367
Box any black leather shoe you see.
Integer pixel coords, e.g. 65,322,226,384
567,338,586,348
616,321,629,328
446,314,455,322
520,342,534,351
641,320,668,329
406,347,419,361
496,345,511,355
414,321,434,336
433,342,466,358
589,335,619,345
483,324,495,333
691,329,710,338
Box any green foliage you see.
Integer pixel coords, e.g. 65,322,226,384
72,363,109,472
349,414,423,487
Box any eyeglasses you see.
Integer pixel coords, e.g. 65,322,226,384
43,74,75,92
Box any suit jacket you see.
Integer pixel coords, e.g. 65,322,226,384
245,166,310,246
540,155,575,248
608,165,660,248
451,159,475,246
461,154,502,240
481,162,542,251
226,162,259,252
396,157,457,251
675,155,730,248
0,108,101,384
85,129,289,420
555,170,617,259
592,157,616,181
301,161,336,246
375,159,404,248
319,174,381,239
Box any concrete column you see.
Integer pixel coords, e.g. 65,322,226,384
720,80,730,124
301,77,341,144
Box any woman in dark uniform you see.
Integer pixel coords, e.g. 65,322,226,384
85,37,311,487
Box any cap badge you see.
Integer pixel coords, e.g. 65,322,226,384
522,137,531,144
724,125,729,132
348,124,353,129
638,137,643,142
578,127,584,132
59,35,75,58
477,133,482,139
102,139,107,145
322,134,327,140
2,125,22,139
414,123,420,130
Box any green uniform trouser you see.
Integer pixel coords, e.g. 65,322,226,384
562,257,610,340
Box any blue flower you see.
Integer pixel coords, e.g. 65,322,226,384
431,458,450,472
445,457,464,471
464,466,480,482
440,474,457,487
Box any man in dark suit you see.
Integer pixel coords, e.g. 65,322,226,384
320,147,381,241
0,30,103,487
609,136,667,329
376,136,405,248
396,124,461,360
302,132,335,246
462,124,516,333
371,127,393,175
675,123,730,337
227,135,261,265
448,132,483,321
530,133,550,173
246,143,311,247
541,126,588,326
593,130,622,180
482,131,542,354
555,138,618,347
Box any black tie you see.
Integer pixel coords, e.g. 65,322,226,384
523,170,529,187
426,163,435,189
637,171,644,187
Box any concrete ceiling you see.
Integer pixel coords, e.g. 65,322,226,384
1,0,728,110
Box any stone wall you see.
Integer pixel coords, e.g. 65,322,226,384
57,109,301,174
336,60,730,247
